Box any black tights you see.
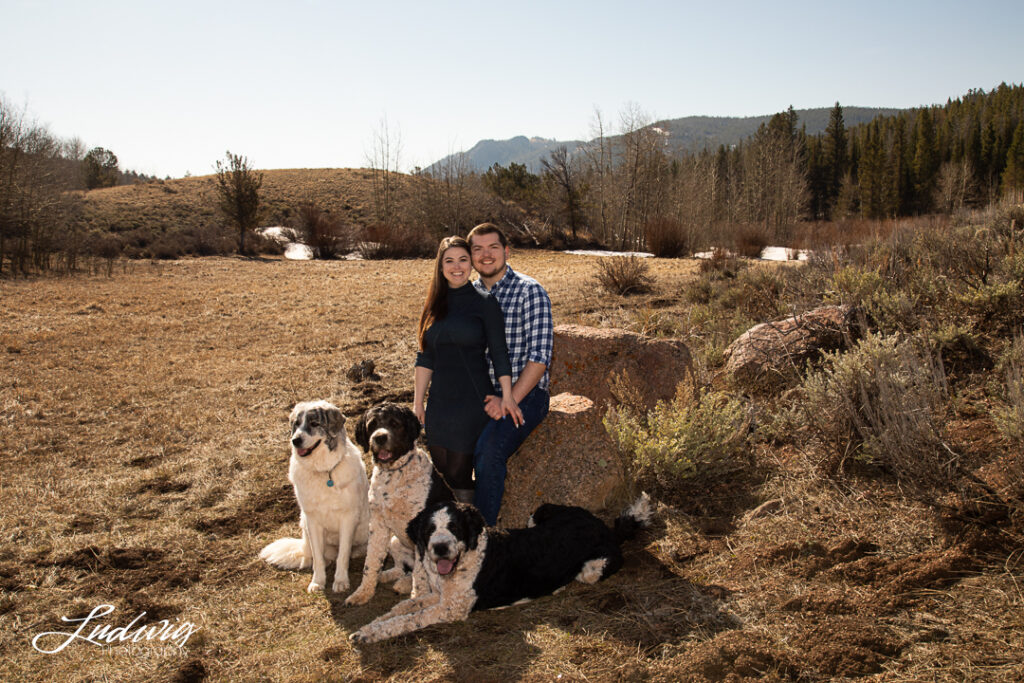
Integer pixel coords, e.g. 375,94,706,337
428,445,474,490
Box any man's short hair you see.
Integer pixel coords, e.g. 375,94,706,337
467,223,507,249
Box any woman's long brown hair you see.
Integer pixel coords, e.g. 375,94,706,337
418,236,471,351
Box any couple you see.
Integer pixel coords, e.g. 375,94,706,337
413,223,552,526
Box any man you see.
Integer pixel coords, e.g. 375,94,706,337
467,223,553,526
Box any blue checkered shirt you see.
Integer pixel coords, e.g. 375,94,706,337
474,266,553,393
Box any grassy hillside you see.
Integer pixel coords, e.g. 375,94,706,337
81,168,380,237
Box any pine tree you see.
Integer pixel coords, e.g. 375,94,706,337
858,121,887,218
823,102,847,217
1002,120,1024,199
214,151,263,254
912,109,939,212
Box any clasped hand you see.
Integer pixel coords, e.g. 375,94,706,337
483,394,523,427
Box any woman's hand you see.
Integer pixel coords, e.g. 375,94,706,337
414,401,426,425
500,393,524,428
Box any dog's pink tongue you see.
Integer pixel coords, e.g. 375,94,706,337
437,559,454,575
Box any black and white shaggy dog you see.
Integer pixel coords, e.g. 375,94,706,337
351,495,652,643
260,400,370,593
344,402,454,605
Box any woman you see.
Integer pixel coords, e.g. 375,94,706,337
414,236,522,503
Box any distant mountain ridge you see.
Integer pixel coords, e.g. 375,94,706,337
429,107,901,173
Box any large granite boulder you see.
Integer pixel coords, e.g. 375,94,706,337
499,393,626,527
723,305,860,391
549,324,695,414
499,325,694,527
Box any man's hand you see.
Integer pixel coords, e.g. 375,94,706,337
483,395,503,420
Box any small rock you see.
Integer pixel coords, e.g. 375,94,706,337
346,359,380,383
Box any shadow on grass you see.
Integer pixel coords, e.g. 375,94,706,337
323,543,737,680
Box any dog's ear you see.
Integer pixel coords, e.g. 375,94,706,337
324,404,344,436
403,405,422,441
323,404,344,450
462,504,486,551
408,507,432,559
353,411,370,451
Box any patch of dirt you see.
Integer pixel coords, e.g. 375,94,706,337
673,630,798,681
341,382,415,416
820,543,976,609
794,618,902,678
171,658,207,683
135,476,191,494
189,483,297,537
123,452,162,468
47,545,200,594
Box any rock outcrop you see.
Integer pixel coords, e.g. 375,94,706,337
723,305,860,391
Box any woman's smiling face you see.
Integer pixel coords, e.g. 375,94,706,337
441,246,471,288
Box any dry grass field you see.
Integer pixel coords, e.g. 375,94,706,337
2,251,1022,682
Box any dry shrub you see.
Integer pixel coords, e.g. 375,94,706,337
593,255,654,295
604,377,749,502
698,248,743,279
993,335,1024,446
795,217,891,251
357,222,434,259
800,333,952,485
292,202,351,258
922,222,998,288
643,216,695,257
733,223,771,258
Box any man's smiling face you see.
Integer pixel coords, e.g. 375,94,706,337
469,231,508,281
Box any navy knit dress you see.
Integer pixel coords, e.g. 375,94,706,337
415,284,512,454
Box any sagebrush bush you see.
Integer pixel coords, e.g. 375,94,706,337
698,248,744,279
993,336,1024,446
799,333,952,484
604,379,749,499
824,265,926,334
594,255,654,295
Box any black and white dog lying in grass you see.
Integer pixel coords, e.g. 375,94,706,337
350,495,652,643
344,402,454,605
260,401,370,593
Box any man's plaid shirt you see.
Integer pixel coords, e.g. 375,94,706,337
474,266,553,393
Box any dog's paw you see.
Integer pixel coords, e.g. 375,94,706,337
391,575,413,594
307,580,325,593
344,586,373,605
332,576,350,592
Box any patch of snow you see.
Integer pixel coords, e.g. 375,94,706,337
284,243,314,260
760,246,809,261
257,226,296,244
695,246,808,261
565,250,654,258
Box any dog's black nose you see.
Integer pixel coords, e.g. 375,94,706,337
291,437,303,448
432,542,449,557
372,433,388,445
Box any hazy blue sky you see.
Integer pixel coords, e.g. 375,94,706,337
2,0,1021,178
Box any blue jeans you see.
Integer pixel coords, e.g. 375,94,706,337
473,386,549,526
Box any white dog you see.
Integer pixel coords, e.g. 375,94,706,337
260,401,370,593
